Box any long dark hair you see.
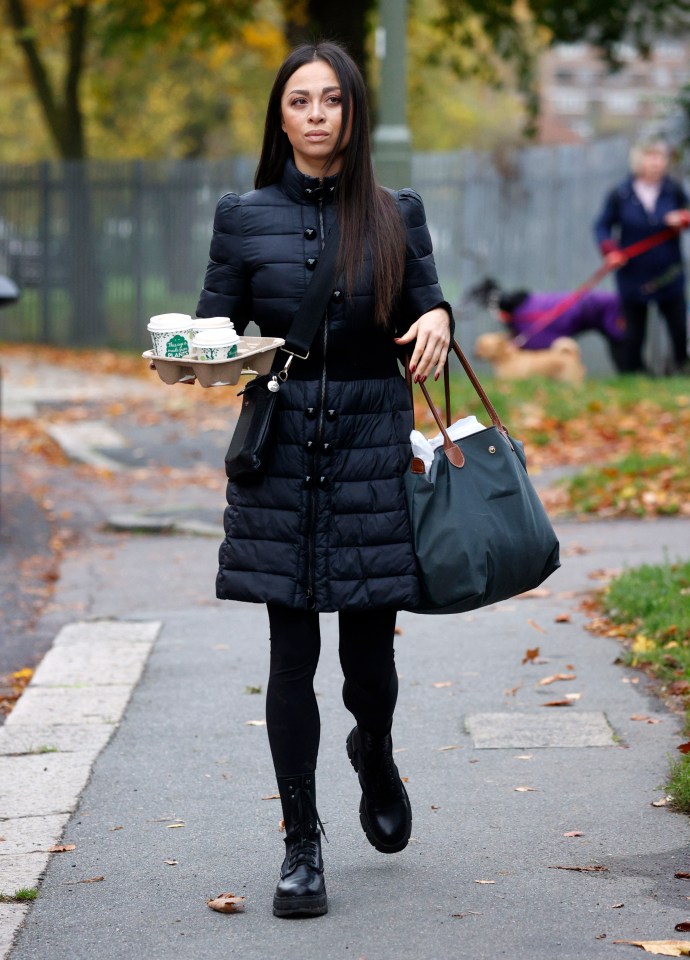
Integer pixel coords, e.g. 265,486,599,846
255,41,406,328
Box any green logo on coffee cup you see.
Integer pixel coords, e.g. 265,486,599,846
165,334,189,358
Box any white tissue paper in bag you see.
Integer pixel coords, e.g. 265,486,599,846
410,415,486,475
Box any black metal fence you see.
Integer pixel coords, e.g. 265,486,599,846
3,139,674,371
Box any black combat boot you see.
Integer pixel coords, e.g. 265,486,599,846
346,725,412,854
272,773,327,918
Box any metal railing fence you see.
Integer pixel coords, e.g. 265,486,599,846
2,138,671,373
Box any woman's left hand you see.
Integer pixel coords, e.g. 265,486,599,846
394,307,451,382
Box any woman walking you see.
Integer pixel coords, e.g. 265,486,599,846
197,42,452,916
593,138,690,374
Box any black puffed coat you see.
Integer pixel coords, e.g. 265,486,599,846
197,158,451,612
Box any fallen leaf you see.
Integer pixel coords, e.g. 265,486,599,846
566,663,575,670
245,720,266,727
610,903,625,909
76,876,105,884
563,831,584,837
394,626,403,635
549,865,608,872
677,925,690,933
513,753,533,760
678,742,690,755
163,860,178,866
514,786,538,792
207,892,246,914
166,823,185,829
474,880,495,884
244,685,261,695
555,613,572,623
451,911,481,918
278,819,285,832
437,745,461,751
527,619,546,634
676,873,690,880
612,941,690,956
49,844,76,853
517,588,551,599
522,647,540,665
651,797,670,807
565,693,582,701
109,826,124,831
504,683,523,697
401,776,410,782
431,805,440,811
538,673,576,686
261,794,280,801
432,681,452,688
542,699,573,707
631,714,662,724
668,680,690,695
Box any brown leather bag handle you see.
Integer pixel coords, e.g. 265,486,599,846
406,338,512,468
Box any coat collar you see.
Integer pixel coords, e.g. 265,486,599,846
281,157,339,205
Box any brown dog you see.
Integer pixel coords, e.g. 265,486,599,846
474,332,586,384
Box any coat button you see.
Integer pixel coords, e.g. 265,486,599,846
304,227,317,240
331,289,343,303
305,407,317,420
306,257,318,270
305,439,315,451
304,187,313,199
321,441,333,455
318,476,331,490
325,408,338,421
303,475,313,488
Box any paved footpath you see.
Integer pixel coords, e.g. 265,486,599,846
2,511,690,960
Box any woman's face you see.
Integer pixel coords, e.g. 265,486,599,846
637,148,668,183
280,60,350,178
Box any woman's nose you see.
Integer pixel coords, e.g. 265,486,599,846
308,101,325,123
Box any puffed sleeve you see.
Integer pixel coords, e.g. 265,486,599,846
196,193,252,333
593,188,621,255
397,188,454,335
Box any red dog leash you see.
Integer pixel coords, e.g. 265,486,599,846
513,225,684,348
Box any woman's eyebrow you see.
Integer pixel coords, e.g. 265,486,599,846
286,86,341,96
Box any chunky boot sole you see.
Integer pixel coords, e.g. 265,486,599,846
272,891,328,918
346,730,412,854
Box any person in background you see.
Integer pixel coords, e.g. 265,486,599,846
197,41,452,918
593,138,690,374
468,278,627,372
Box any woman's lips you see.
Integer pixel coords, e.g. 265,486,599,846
305,132,329,140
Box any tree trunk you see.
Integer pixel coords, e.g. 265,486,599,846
282,0,375,83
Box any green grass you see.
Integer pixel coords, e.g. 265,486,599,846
600,559,690,810
0,888,38,903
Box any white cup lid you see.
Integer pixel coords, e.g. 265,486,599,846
193,316,233,329
148,313,193,331
191,328,240,346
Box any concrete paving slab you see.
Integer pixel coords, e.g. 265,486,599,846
466,711,616,748
0,906,29,959
0,815,71,856
0,854,49,895
0,726,112,758
5,687,133,728
50,621,160,648
0,754,95,819
30,643,151,688
45,423,127,471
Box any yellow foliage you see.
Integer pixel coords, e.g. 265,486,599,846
632,634,657,654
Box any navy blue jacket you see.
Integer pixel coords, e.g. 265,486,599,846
593,175,688,302
197,159,451,611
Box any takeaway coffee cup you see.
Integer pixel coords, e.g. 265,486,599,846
191,325,240,361
191,316,232,335
147,314,193,358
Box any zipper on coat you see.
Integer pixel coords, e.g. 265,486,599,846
306,194,330,607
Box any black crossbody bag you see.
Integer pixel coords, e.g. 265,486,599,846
224,223,340,484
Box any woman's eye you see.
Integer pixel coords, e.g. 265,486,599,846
291,98,307,106
326,96,341,104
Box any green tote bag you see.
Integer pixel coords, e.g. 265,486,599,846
404,340,560,615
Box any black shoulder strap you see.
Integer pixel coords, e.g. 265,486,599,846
282,221,340,359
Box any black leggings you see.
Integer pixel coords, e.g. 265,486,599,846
621,295,688,372
266,604,398,777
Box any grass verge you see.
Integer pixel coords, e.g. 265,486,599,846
594,558,690,810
